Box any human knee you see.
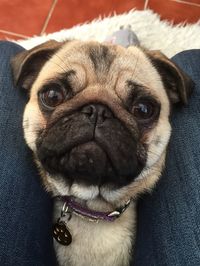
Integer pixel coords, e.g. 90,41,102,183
0,41,24,76
0,41,24,59
171,49,200,91
172,49,200,64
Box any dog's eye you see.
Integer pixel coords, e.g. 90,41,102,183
39,85,66,109
132,100,159,122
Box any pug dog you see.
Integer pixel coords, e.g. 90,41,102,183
11,40,193,266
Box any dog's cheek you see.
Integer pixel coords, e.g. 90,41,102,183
101,121,171,203
140,95,171,170
45,173,70,196
23,102,46,152
145,119,171,169
34,159,71,196
101,153,166,204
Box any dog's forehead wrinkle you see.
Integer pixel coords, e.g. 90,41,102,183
34,41,166,102
88,44,116,72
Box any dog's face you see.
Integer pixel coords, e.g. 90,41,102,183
11,40,193,205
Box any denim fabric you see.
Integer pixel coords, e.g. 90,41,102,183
134,50,200,266
0,41,200,266
0,42,56,266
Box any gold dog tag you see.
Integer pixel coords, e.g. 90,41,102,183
53,220,72,246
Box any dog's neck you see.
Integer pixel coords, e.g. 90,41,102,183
54,195,131,223
53,196,135,266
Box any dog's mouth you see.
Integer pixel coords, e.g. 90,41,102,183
37,140,144,188
36,107,146,188
54,141,115,185
42,141,115,185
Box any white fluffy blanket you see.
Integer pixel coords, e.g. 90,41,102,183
17,9,200,57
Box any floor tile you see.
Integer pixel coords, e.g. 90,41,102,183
0,0,53,37
148,0,200,23
0,33,8,40
0,32,16,41
46,0,145,33
0,0,199,41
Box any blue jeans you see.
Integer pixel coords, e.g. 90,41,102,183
0,41,199,266
135,50,200,265
0,42,56,266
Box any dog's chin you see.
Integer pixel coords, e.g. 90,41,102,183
41,166,143,206
45,171,133,206
38,140,145,191
37,135,147,206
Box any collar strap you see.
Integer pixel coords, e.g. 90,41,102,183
55,196,131,222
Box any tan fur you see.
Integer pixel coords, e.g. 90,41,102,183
11,40,192,266
54,200,135,266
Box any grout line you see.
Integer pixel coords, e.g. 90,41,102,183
40,0,58,35
0,29,30,39
170,0,200,7
144,0,149,9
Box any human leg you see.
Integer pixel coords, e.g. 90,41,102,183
134,50,200,266
0,41,56,266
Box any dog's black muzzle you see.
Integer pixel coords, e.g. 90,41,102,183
36,103,146,188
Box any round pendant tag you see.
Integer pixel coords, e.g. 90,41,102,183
53,220,72,246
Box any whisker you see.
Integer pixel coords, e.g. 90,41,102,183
53,53,71,70
47,56,67,73
47,53,72,74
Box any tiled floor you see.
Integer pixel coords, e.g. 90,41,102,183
0,0,200,40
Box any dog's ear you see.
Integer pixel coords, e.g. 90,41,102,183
147,50,194,105
11,40,62,90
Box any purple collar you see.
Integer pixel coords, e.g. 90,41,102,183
55,196,131,222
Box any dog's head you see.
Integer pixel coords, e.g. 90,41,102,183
11,40,193,205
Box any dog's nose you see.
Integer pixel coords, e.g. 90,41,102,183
81,104,114,124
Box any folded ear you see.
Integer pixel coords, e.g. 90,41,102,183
146,50,194,105
11,40,62,90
